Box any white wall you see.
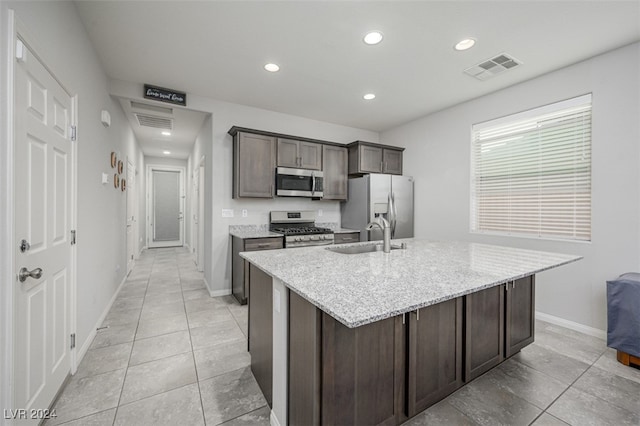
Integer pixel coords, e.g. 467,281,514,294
1,0,143,373
110,78,379,295
381,42,640,332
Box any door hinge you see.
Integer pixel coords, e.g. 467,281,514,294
71,230,76,245
70,125,77,141
70,333,76,349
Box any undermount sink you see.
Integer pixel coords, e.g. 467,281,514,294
326,243,404,255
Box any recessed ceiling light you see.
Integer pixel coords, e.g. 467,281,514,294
264,63,280,72
363,31,383,45
161,131,171,136
454,38,476,51
163,150,171,155
363,93,376,100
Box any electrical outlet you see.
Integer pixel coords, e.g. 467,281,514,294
221,209,234,218
242,209,248,218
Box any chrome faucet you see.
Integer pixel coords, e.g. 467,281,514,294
366,216,391,253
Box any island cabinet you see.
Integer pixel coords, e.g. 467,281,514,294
233,132,276,198
277,138,322,170
505,276,535,357
321,145,348,200
288,291,407,426
347,141,404,176
464,275,535,381
407,298,463,416
248,264,273,407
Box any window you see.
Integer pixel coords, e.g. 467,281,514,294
471,94,592,241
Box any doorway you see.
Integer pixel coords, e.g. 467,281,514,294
126,158,137,274
147,165,185,248
13,28,76,422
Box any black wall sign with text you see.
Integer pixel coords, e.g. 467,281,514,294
143,84,187,106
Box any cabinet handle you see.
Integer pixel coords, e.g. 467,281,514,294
341,237,353,241
257,243,270,248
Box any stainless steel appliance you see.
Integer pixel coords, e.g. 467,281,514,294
270,210,334,248
275,167,323,198
340,174,414,242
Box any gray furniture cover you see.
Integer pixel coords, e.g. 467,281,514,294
607,272,640,357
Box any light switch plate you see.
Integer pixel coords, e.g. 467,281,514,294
242,209,248,218
221,209,234,218
101,173,109,184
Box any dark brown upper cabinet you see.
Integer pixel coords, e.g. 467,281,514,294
232,131,276,198
277,138,322,171
321,145,348,200
347,141,404,176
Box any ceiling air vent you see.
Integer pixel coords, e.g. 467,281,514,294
135,113,173,130
464,53,522,81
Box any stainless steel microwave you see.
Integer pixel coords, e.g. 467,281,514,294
275,167,323,198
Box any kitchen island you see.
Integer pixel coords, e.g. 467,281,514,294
240,239,581,426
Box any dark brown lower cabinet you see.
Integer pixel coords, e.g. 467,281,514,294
288,293,406,426
465,285,505,382
248,264,273,407
407,298,463,417
285,275,536,425
505,276,535,358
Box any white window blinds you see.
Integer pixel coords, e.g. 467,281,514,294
471,94,592,241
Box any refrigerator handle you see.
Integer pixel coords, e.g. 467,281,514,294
389,193,397,238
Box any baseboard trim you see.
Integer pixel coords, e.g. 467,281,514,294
535,311,606,340
270,410,281,426
75,274,128,368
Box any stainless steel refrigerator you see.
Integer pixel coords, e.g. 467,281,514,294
341,174,414,242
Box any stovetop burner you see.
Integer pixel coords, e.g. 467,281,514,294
270,226,333,236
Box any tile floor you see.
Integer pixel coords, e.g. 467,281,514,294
47,247,640,425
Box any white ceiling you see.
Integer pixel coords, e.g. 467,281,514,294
77,1,640,134
117,97,208,159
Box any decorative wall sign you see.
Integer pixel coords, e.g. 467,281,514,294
114,174,120,189
110,152,117,168
117,160,123,175
144,84,187,106
121,179,126,192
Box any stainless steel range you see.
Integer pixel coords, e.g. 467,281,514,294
270,211,334,248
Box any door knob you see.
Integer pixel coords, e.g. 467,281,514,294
19,267,43,283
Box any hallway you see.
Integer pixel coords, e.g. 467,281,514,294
46,247,270,425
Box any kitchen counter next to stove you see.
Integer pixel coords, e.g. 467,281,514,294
317,222,360,234
229,225,282,239
240,239,581,328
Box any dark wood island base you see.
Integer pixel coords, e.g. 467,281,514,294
283,276,535,425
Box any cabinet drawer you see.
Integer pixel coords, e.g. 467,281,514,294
244,237,283,251
334,232,360,244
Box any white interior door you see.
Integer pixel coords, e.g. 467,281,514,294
148,166,184,248
197,164,205,271
14,38,73,421
126,159,136,274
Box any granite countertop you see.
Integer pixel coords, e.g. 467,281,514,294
316,223,359,234
229,225,282,239
240,239,581,328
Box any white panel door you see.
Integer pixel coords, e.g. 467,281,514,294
14,39,73,422
148,167,184,248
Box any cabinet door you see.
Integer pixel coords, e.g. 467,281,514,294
322,314,406,426
408,299,463,416
383,149,403,175
359,144,384,173
234,133,276,198
299,142,322,170
505,276,535,358
248,264,273,407
322,145,348,200
277,138,300,168
465,285,504,382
